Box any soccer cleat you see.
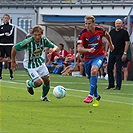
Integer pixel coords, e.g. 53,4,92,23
0,77,2,80
93,100,99,107
93,95,101,107
26,80,34,95
96,95,101,101
83,96,93,103
41,96,51,102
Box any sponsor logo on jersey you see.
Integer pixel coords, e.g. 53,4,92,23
33,49,42,56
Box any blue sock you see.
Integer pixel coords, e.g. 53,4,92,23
94,85,99,98
89,76,98,96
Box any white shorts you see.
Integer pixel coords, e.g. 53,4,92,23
25,63,49,82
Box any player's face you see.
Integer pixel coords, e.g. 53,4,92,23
115,20,123,30
33,31,43,43
85,19,95,31
59,45,63,50
3,15,10,24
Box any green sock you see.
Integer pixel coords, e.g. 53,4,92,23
42,84,50,97
28,80,36,88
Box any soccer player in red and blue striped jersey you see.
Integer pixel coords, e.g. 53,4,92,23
77,15,114,106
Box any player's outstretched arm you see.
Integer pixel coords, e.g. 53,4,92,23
52,45,59,52
105,32,114,52
11,46,18,71
77,44,95,54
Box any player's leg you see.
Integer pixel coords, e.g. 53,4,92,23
89,65,99,96
41,76,50,101
90,56,105,96
5,46,13,80
25,68,42,95
83,60,93,103
0,46,5,79
38,63,51,101
91,56,105,106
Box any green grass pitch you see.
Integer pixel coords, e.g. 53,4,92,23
0,70,132,133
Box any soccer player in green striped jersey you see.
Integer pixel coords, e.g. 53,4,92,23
11,25,59,101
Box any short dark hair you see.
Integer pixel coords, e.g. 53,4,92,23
59,43,64,47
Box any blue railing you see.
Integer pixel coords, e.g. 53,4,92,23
0,0,133,5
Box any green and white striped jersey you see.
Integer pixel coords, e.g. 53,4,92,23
14,36,55,69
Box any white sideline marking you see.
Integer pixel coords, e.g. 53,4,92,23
1,80,133,106
1,80,132,96
1,79,133,86
2,73,133,86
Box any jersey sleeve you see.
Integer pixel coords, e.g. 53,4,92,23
43,37,55,48
96,26,106,36
77,29,86,45
14,37,32,51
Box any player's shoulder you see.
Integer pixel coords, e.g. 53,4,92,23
95,26,105,32
42,36,50,41
78,28,87,36
24,36,33,44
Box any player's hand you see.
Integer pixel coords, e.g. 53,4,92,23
109,44,114,52
105,52,108,56
11,61,18,71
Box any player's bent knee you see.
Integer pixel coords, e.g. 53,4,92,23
91,70,97,76
42,76,50,85
44,79,50,86
34,79,43,87
91,66,99,76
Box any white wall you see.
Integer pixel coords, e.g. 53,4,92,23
46,27,69,50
